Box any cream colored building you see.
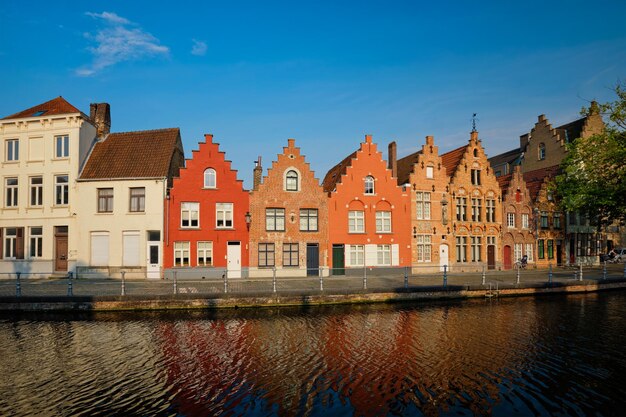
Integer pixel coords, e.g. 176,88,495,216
0,97,98,276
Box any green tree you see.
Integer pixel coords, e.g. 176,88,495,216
556,82,626,226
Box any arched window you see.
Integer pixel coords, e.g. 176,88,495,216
204,168,216,188
473,148,478,157
364,176,375,195
285,170,298,191
538,143,546,161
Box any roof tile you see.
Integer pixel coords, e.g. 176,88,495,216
2,96,83,120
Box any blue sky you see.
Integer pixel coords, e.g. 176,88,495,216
1,0,625,187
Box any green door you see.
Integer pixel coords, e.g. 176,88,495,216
332,244,345,275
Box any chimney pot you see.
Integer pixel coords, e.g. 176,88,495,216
388,141,397,178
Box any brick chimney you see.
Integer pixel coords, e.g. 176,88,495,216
387,141,397,178
253,156,262,191
90,103,111,138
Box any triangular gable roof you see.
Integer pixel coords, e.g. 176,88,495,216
440,144,468,177
80,128,181,179
2,96,84,120
322,151,357,193
396,150,422,185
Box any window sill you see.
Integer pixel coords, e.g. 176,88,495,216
127,211,146,215
180,227,200,230
266,230,286,233
215,227,235,231
376,231,392,234
202,187,218,190
348,231,366,234
96,212,114,215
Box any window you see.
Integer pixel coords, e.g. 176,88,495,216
456,197,467,221
5,178,18,207
514,243,523,262
471,198,482,222
471,169,481,186
538,240,545,259
55,175,69,205
285,170,298,191
487,236,496,246
174,242,190,266
471,236,482,262
348,211,365,233
547,240,554,259
507,212,515,228
540,211,549,229
259,243,275,267
216,203,233,228
486,199,496,222
525,243,534,262
181,202,199,228
568,212,577,226
538,143,546,160
204,168,216,188
416,192,431,220
376,211,391,233
4,228,24,259
29,227,43,258
364,176,375,195
197,241,213,266
55,135,69,158
283,243,299,267
30,177,43,206
348,245,364,266
377,244,391,266
266,208,285,231
416,235,432,262
97,188,114,213
129,187,145,212
5,139,19,161
299,209,318,231
553,213,561,229
456,236,467,262
426,166,434,179
521,214,529,229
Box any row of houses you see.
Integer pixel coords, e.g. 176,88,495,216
0,97,620,278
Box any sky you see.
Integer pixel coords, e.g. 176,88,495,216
1,0,625,188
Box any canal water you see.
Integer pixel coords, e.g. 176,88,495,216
2,292,626,416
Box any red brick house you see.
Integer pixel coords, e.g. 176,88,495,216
164,134,249,277
322,135,411,274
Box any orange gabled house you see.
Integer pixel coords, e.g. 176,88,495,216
322,135,411,274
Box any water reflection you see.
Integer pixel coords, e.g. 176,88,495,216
2,293,626,416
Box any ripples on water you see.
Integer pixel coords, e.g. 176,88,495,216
2,293,626,416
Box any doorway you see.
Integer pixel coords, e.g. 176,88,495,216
147,230,161,279
55,226,68,272
227,241,241,278
487,245,495,270
504,245,512,270
439,244,448,271
332,244,345,275
306,243,319,276
556,241,562,266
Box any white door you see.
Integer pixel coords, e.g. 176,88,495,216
146,242,161,279
439,244,449,271
227,241,241,278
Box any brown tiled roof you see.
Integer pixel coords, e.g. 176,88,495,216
440,144,467,177
2,96,83,120
523,165,561,200
396,150,422,185
496,173,513,194
322,151,357,193
80,128,181,179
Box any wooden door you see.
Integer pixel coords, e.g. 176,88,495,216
487,245,496,270
306,243,319,276
55,235,68,272
503,245,512,270
332,244,345,275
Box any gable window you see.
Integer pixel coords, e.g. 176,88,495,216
285,170,298,191
129,187,145,212
5,139,19,161
30,177,43,206
216,203,233,228
266,208,285,231
348,210,365,233
299,209,318,231
538,143,546,161
97,188,114,213
5,178,18,207
55,175,69,205
426,166,434,179
258,243,275,267
364,176,375,195
486,199,496,222
197,241,213,266
29,227,43,258
204,168,216,188
55,135,69,158
507,212,515,228
174,241,190,266
416,192,431,220
283,243,299,267
181,202,199,228
375,211,392,233
471,169,481,186
456,197,467,221
471,198,482,222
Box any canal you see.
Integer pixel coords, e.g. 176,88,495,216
2,292,626,416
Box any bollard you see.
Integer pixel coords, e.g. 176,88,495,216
579,264,583,281
363,266,367,290
516,264,520,285
67,272,73,296
548,263,553,285
319,269,324,292
173,271,178,294
443,265,448,288
16,272,21,297
224,269,228,294
482,265,486,286
121,271,126,296
603,261,607,280
273,267,277,293
404,266,409,289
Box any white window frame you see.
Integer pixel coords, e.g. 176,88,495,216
5,177,18,207
285,170,299,192
507,212,515,228
348,245,364,267
521,213,529,229
30,176,43,207
55,135,69,158
55,175,69,205
514,243,523,262
197,241,213,266
377,244,391,266
174,241,190,266
364,176,375,195
204,168,216,189
471,198,482,222
525,243,534,262
181,202,200,228
348,210,365,233
426,166,434,179
416,235,432,262
4,228,18,259
216,203,233,228
6,139,19,161
29,226,43,258
375,211,391,233
486,199,496,222
416,192,431,220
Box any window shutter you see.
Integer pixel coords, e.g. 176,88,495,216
16,228,24,259
364,244,377,267
123,232,140,266
391,244,399,266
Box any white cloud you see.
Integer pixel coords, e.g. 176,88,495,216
76,11,169,76
191,39,207,56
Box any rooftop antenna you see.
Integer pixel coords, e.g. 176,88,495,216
471,113,478,132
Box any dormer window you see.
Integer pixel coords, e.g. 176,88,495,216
364,176,375,195
286,170,298,191
538,143,546,160
204,168,216,188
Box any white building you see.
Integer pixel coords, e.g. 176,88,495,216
76,128,184,279
0,97,98,276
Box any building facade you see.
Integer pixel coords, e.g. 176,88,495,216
322,135,411,274
249,139,329,277
164,134,249,278
0,97,97,275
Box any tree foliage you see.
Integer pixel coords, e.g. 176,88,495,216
556,82,626,227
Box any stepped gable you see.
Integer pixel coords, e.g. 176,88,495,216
322,151,357,193
80,128,181,179
2,96,84,120
396,150,422,185
523,165,560,200
440,144,468,177
496,173,513,193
